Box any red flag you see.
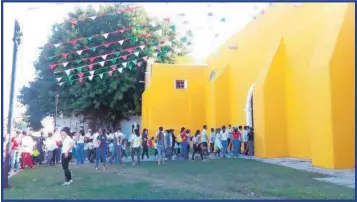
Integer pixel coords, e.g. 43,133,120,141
61,53,69,59
49,63,58,70
126,47,135,54
69,40,77,46
137,61,143,67
78,72,84,78
108,70,114,76
121,55,128,61
104,43,112,48
88,64,94,70
111,65,117,70
79,77,84,83
89,57,97,63
126,7,134,13
143,33,150,38
72,19,78,24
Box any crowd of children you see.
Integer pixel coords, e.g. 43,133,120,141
5,124,254,185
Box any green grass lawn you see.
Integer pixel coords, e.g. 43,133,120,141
4,159,355,200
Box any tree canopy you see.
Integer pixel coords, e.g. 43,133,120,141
19,3,190,130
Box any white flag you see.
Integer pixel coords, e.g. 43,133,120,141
122,62,127,67
139,45,145,50
142,56,149,61
99,73,103,79
59,82,64,86
76,50,83,55
118,40,124,45
56,77,62,82
65,69,71,75
101,55,108,60
102,33,109,39
134,52,139,57
54,43,61,48
165,41,172,46
117,68,123,73
155,30,163,36
99,61,105,67
150,21,156,27
153,52,158,57
89,70,95,76
88,75,94,81
62,62,69,67
89,16,97,20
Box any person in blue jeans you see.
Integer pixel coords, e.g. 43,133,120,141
155,126,166,165
95,129,108,170
232,127,241,158
220,125,228,158
76,130,85,164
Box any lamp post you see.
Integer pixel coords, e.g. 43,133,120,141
4,20,21,189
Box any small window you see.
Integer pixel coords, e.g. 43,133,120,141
175,80,187,89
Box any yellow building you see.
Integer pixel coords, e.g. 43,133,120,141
142,3,355,169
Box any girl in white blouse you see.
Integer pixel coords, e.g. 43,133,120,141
220,125,229,158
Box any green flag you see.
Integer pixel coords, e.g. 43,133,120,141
87,36,93,41
169,25,176,31
90,47,96,52
75,59,81,64
114,52,120,57
131,37,138,42
77,67,83,72
111,58,117,63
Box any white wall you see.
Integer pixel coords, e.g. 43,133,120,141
119,116,142,139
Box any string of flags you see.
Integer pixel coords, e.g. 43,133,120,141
56,54,153,86
65,6,140,25
45,29,167,61
45,27,132,48
55,51,149,75
49,37,173,71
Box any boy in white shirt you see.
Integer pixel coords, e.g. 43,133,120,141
20,132,34,169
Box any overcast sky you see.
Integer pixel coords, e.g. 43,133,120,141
2,2,268,124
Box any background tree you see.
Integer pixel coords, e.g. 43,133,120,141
19,3,190,130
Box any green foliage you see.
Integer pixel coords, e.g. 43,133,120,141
18,3,189,130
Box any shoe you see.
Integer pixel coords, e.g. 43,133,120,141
69,180,73,184
95,167,99,170
62,182,70,186
132,162,135,167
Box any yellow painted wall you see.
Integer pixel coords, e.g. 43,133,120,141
142,3,355,169
142,64,207,137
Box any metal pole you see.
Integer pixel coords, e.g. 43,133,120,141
4,20,21,189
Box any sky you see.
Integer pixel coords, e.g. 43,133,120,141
2,2,268,125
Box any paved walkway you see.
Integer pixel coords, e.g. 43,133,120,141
245,156,355,189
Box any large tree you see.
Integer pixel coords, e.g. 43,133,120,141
19,3,190,130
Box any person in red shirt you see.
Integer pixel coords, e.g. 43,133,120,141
232,127,241,158
180,127,189,160
10,131,22,172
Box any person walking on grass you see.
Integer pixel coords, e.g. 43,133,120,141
220,126,229,158
248,127,254,156
155,126,166,165
209,128,215,154
227,124,233,153
20,131,34,169
214,128,222,158
60,127,75,186
141,128,149,160
232,127,241,158
192,130,203,161
130,129,141,166
201,125,209,159
44,132,56,166
180,127,188,160
109,128,124,164
75,130,85,165
95,129,108,170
